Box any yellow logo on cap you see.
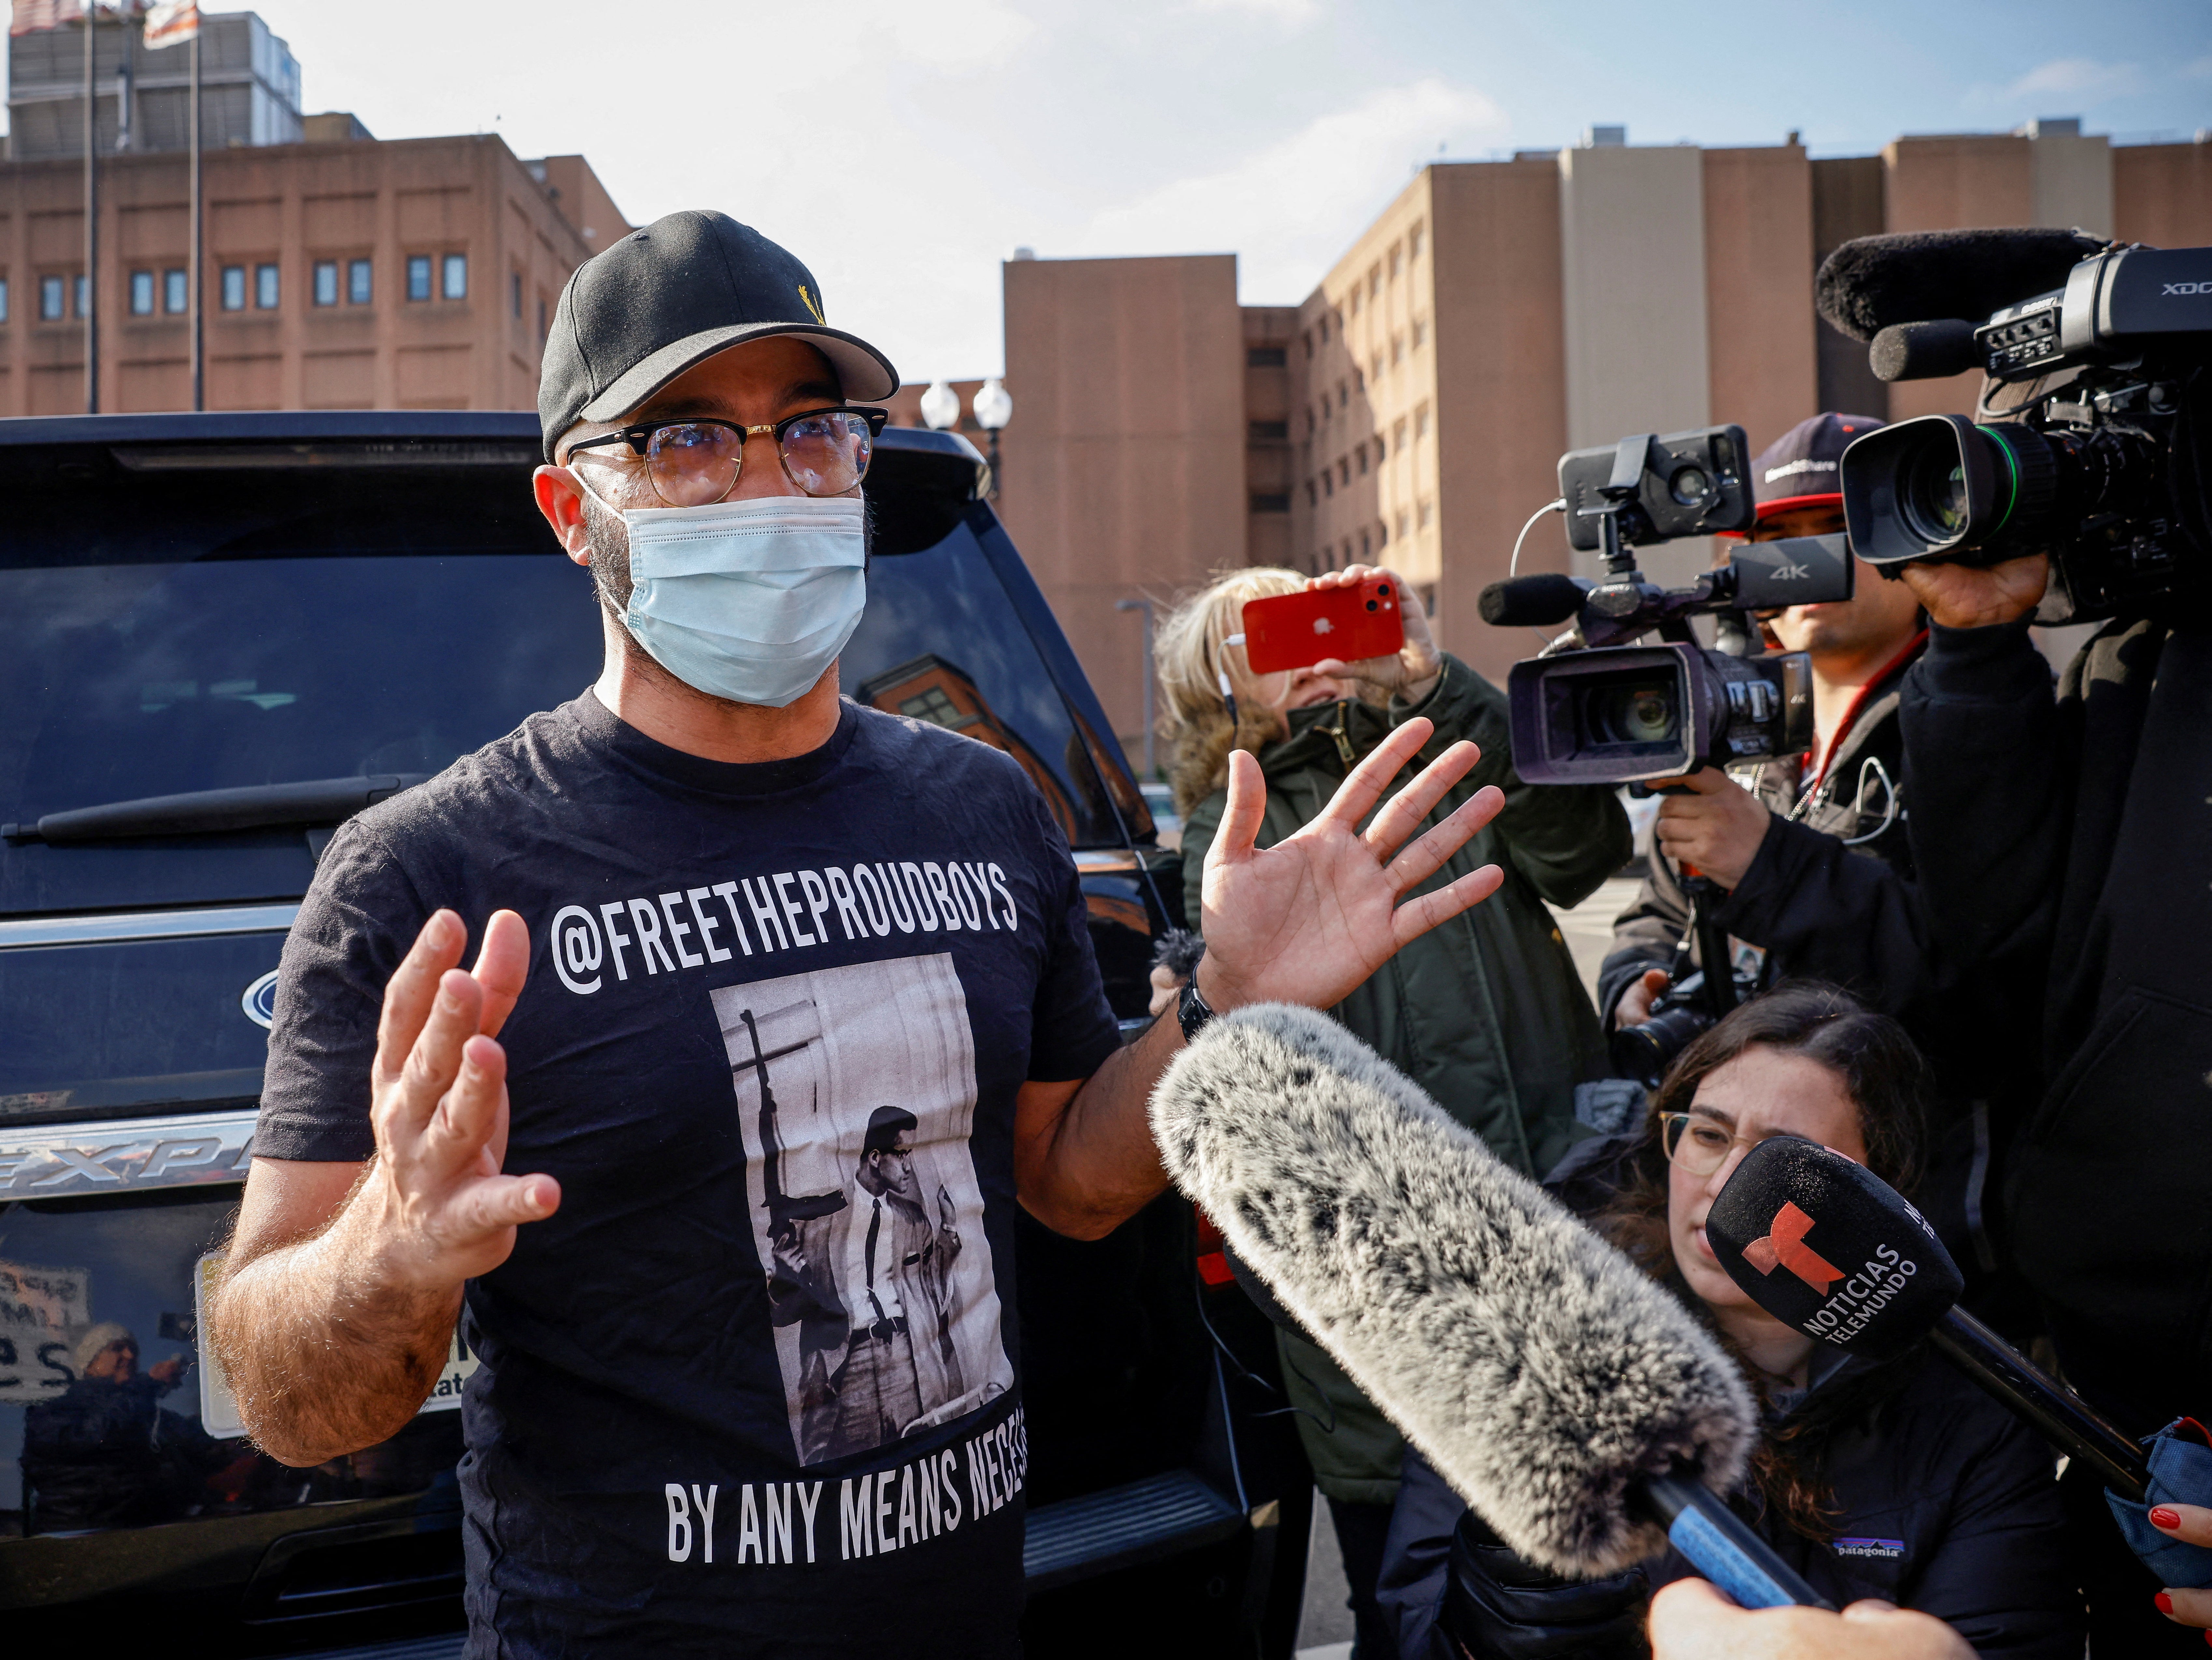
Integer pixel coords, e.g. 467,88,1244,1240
798,284,825,324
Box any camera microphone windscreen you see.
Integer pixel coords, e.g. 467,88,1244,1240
1704,1136,1963,1363
1151,1004,1756,1577
1869,319,1985,383
1478,574,1586,629
1816,227,2107,344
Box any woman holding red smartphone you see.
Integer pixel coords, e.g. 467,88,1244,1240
1152,564,1631,1659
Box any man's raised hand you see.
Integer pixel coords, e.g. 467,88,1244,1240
1196,717,1504,1013
366,909,559,1293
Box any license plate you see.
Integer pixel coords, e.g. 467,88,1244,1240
193,1252,480,1439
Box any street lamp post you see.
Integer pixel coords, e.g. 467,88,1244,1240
1116,597,1156,779
918,378,959,432
973,377,1012,501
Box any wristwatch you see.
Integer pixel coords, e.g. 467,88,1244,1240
1176,977,1217,1044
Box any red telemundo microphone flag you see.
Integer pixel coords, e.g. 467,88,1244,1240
143,0,195,48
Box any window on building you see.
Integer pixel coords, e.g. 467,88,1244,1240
1393,417,1408,453
1396,509,1411,541
1371,353,1383,384
73,273,90,318
313,261,339,307
443,253,468,300
407,255,432,302
1349,286,1360,317
163,268,186,313
1368,267,1381,299
1343,538,1355,564
220,266,245,311
1318,315,1329,345
1247,345,1287,367
40,275,63,321
1361,528,1372,558
1356,444,1368,475
1302,330,1313,359
129,270,154,315
1415,404,1430,440
1353,366,1365,392
349,258,373,305
1389,245,1401,280
1418,498,1433,529
1323,470,1334,498
1306,479,1318,507
1412,317,1427,348
1410,222,1425,258
1250,492,1291,514
0,277,10,324
512,270,523,319
1338,457,1350,486
1391,334,1403,367
1249,419,1289,441
255,263,279,309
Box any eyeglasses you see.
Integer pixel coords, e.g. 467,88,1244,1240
1658,1110,1770,1177
565,406,889,506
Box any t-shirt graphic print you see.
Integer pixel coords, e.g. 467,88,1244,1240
717,955,1014,1467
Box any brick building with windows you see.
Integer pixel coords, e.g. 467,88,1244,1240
971,124,2212,744
0,11,627,414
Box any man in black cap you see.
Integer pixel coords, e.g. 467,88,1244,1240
1601,412,1935,1031
208,211,1511,1657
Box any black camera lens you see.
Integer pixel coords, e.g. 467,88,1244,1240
1610,1004,1716,1090
1901,441,1972,544
1585,677,1679,746
1669,466,1712,507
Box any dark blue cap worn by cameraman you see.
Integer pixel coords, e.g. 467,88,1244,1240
1750,412,1886,518
538,210,901,461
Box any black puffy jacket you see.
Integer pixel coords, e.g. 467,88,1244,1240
1376,1137,2082,1660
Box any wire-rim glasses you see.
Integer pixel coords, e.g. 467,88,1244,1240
566,406,889,506
1658,1110,1766,1177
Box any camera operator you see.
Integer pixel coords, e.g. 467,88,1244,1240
1601,415,1933,1034
1894,479,2212,1654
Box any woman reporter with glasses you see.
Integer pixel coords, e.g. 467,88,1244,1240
1377,985,2081,1660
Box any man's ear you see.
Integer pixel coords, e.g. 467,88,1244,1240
533,465,594,567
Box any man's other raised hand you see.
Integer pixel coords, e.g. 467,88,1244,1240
366,909,560,1292
1195,717,1504,1013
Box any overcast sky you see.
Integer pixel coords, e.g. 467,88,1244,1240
99,2,2212,382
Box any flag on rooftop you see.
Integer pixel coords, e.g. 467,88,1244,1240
143,0,195,49
9,0,85,35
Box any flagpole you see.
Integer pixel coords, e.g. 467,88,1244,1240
82,6,97,414
189,22,200,409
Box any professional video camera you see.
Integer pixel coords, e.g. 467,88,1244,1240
1820,229,2212,621
1478,424,1855,787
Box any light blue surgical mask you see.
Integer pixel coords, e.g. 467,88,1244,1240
577,475,867,709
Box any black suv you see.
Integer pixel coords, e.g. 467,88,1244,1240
0,413,1309,1654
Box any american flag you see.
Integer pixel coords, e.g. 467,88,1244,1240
8,0,87,34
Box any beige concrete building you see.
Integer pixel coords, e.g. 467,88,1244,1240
993,126,2212,741
0,12,628,416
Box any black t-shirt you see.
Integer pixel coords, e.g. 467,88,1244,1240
257,691,1121,1658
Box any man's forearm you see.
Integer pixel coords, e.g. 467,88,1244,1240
1016,1015,1180,1240
212,1171,463,1466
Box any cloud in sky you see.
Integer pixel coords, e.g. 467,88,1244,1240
2004,57,2143,102
1077,78,1508,304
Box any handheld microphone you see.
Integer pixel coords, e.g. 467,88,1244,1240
1478,573,1587,629
1815,227,2108,344
1705,1137,2150,1501
1153,1005,1828,1608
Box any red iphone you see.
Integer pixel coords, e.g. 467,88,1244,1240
1242,575,1405,674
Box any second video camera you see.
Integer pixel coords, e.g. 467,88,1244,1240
1481,425,1855,786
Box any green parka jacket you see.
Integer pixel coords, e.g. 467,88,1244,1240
1178,652,1629,1501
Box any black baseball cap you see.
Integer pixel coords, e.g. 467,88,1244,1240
538,210,901,461
1749,411,1886,518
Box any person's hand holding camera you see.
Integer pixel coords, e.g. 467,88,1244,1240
1653,769,1771,890
1613,968,1673,1030
1310,563,1442,702
1896,552,2049,631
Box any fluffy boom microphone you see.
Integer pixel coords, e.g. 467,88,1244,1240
1152,1004,1761,1579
